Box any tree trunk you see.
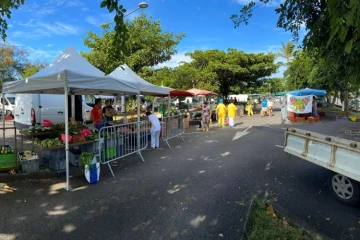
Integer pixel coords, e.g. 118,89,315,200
343,89,349,112
326,95,331,107
331,91,338,106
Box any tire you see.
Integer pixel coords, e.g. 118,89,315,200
328,171,360,206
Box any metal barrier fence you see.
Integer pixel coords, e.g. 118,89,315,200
97,121,149,177
161,115,185,149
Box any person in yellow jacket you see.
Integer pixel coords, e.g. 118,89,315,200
216,99,227,128
246,98,253,116
227,99,237,128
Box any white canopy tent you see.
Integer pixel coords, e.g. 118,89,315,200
2,46,140,190
109,64,170,113
109,64,170,95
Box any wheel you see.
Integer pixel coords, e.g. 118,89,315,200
328,171,360,206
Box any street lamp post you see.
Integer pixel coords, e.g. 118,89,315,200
102,2,148,112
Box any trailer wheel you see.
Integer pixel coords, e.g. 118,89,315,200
328,172,360,206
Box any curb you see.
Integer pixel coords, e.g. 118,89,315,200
267,200,332,240
240,197,256,240
240,199,332,240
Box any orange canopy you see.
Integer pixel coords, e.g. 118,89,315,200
186,88,217,96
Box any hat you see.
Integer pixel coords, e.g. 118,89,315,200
219,99,223,103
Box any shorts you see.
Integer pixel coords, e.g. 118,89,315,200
202,116,210,124
262,107,267,112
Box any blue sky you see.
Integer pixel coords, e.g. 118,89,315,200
6,0,305,77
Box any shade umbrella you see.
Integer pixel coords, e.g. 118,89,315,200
186,88,217,96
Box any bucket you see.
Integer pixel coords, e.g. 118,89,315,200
42,119,53,127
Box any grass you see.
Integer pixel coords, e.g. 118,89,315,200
245,199,316,240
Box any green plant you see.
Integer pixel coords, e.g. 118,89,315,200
80,152,95,170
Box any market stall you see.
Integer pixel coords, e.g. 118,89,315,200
2,46,140,190
285,88,326,123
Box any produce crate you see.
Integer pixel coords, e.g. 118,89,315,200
69,149,81,167
296,117,306,122
42,149,65,160
18,151,40,173
104,146,116,159
0,145,17,171
42,156,66,172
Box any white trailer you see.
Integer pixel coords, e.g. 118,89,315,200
284,127,360,205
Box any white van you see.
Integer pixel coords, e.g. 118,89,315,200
0,94,16,116
14,94,96,129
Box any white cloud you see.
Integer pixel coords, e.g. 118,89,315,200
156,52,192,68
26,47,62,61
48,0,84,7
11,21,79,40
37,7,57,16
85,14,116,27
46,44,53,47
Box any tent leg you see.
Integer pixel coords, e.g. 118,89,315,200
64,87,72,191
136,94,141,154
167,95,171,117
121,95,125,113
2,93,5,146
71,95,75,119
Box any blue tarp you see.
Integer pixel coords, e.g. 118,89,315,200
287,88,326,96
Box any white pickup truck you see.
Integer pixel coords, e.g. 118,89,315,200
284,125,360,205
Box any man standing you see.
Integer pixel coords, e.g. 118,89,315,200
246,98,253,116
201,101,211,132
90,98,104,130
146,111,161,149
261,98,268,117
227,99,237,128
216,99,227,128
267,98,274,117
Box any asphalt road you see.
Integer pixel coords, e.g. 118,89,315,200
1,118,360,240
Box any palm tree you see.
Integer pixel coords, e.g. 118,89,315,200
278,41,296,62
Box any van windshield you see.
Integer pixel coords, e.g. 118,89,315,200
7,97,15,105
85,95,96,107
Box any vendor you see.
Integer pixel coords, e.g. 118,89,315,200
90,98,104,130
102,100,115,122
312,96,318,116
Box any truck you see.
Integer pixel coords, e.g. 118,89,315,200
13,94,96,129
284,126,360,205
0,94,16,116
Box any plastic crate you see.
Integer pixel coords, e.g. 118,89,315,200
42,149,65,159
0,145,17,170
104,146,116,159
20,159,40,173
69,149,81,167
42,156,66,172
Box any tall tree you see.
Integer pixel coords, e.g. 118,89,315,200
184,49,280,97
278,41,296,62
82,13,185,74
231,0,360,111
22,61,47,78
0,43,28,89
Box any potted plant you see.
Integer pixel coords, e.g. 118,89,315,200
80,152,100,184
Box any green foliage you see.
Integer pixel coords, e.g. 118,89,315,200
143,49,280,97
246,199,316,240
82,13,185,74
278,41,296,62
23,62,46,78
0,0,25,41
0,43,28,89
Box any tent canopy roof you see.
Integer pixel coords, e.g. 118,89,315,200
109,64,169,95
2,47,139,95
186,88,217,96
287,88,326,96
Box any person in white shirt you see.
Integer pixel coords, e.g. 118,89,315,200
146,111,161,149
